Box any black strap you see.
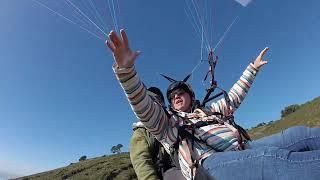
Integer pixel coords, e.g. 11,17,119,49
201,92,224,106
220,89,252,143
201,50,218,107
177,123,223,153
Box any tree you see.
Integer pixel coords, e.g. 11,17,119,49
256,122,266,127
111,146,117,154
281,104,300,118
79,155,87,161
111,144,124,154
116,144,123,153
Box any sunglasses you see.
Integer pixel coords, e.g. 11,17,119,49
169,89,187,100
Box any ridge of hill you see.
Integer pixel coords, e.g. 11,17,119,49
249,96,320,139
17,96,320,180
16,153,136,180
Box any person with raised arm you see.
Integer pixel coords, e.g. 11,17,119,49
107,29,320,180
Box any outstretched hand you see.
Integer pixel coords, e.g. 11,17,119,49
253,47,269,70
106,29,140,68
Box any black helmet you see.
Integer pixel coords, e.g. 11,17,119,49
166,81,195,103
147,87,165,103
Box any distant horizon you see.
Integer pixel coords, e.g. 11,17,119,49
0,170,23,180
1,0,320,176
2,95,319,177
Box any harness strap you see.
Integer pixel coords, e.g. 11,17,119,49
171,107,251,179
178,123,223,152
220,89,252,143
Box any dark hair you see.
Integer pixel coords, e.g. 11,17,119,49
147,87,165,103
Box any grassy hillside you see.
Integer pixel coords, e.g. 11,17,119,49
16,153,136,180
17,97,320,180
249,96,320,139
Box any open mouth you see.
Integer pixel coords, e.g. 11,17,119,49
175,99,183,104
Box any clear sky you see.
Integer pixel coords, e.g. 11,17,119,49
0,0,320,177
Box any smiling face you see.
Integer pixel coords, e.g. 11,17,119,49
170,89,192,112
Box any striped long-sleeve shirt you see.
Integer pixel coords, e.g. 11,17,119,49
113,63,259,180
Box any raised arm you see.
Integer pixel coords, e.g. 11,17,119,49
106,30,140,69
210,47,269,115
107,30,178,149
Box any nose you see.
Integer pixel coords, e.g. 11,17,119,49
173,93,180,99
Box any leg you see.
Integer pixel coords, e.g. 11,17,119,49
163,167,185,180
202,147,320,180
248,126,320,151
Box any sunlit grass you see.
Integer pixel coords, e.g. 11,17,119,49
249,96,320,139
18,153,137,180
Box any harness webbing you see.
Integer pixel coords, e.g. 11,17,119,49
200,50,251,143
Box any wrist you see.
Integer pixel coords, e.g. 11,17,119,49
249,63,259,76
250,62,259,71
113,63,134,74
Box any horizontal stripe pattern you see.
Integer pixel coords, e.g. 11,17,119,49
210,63,258,115
113,63,258,180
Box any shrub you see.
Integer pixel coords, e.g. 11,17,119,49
79,155,87,161
281,104,300,118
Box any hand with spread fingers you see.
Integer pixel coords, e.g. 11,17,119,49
253,47,269,70
106,29,140,68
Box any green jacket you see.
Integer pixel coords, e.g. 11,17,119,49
130,126,160,180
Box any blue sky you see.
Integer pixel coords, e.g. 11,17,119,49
0,0,320,177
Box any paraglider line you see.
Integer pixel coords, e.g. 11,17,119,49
31,0,103,41
191,59,204,75
190,0,211,50
65,0,107,37
184,8,202,43
111,0,119,32
62,1,95,31
213,16,239,52
88,0,108,33
184,0,202,41
108,0,119,32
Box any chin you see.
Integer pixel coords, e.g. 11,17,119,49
174,106,183,111
173,103,188,111
179,106,188,112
